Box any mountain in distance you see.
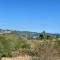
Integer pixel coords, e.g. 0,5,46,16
0,29,60,37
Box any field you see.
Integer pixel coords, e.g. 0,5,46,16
0,31,60,60
0,39,60,60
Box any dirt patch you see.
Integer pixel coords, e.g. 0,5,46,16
1,55,32,60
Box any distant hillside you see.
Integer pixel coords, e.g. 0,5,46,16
16,31,60,38
0,29,60,38
0,29,16,35
16,31,40,37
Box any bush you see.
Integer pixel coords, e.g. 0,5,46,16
0,36,17,59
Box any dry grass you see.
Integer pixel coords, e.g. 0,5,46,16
1,40,60,60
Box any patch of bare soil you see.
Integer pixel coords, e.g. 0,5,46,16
1,55,33,60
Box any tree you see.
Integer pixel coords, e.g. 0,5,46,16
39,31,47,40
39,31,54,40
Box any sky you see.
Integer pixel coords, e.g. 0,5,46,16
0,0,60,33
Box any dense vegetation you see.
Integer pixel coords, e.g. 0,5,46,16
0,30,60,60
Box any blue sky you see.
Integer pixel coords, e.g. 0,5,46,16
0,0,60,33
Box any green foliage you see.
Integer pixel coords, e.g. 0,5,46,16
54,39,60,52
0,30,60,59
0,36,17,57
39,31,54,40
15,40,31,50
56,34,60,39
